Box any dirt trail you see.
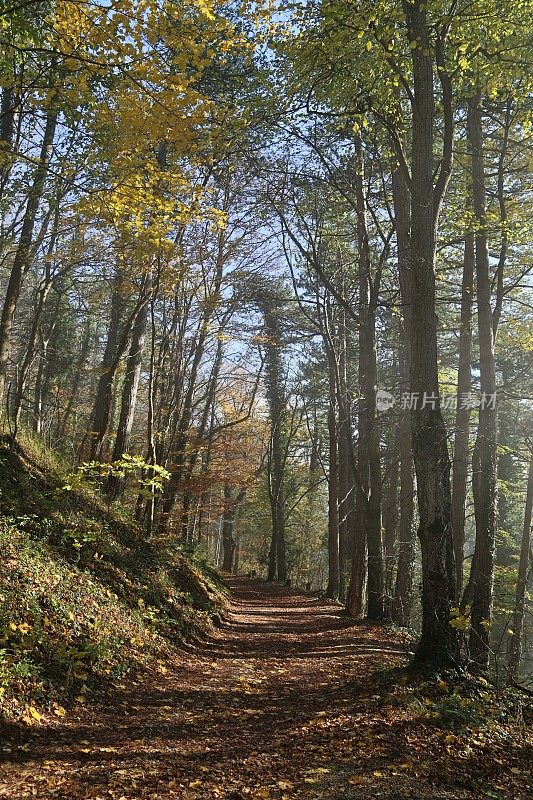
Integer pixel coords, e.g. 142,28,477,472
0,579,530,799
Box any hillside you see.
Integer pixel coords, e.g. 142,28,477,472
0,435,227,726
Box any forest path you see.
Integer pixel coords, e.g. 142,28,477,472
0,579,530,800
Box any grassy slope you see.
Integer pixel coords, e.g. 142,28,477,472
0,434,226,725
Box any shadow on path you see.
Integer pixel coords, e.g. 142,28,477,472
2,578,526,800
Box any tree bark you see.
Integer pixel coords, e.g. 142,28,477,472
107,275,151,497
12,198,61,430
0,106,57,407
393,370,416,627
403,0,459,666
496,363,514,565
391,167,416,627
383,425,400,617
468,92,498,672
222,484,246,573
0,86,16,197
337,306,349,602
58,316,93,440
87,274,125,460
507,450,533,682
451,234,474,592
326,336,340,600
353,134,384,620
263,305,287,582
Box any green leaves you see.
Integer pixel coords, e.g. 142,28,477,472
63,455,171,497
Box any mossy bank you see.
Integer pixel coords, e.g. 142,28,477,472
0,434,227,726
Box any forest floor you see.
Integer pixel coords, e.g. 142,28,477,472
0,578,531,800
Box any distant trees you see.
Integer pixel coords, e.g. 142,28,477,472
1,0,532,683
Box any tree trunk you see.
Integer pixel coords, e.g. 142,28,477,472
391,167,416,628
451,234,474,593
0,107,57,407
222,485,246,573
0,87,16,197
326,338,340,600
404,1,459,666
354,134,384,620
507,451,533,682
496,363,514,565
383,425,400,617
107,277,150,497
58,318,93,440
337,305,350,601
87,274,125,460
13,200,61,430
468,92,498,672
262,306,287,582
393,370,416,627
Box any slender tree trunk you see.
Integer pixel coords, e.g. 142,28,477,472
32,339,47,436
403,1,458,666
87,274,125,460
0,87,16,197
0,107,57,407
392,167,416,627
159,245,224,531
468,92,498,672
354,135,384,620
31,287,63,437
13,200,61,429
383,426,400,617
262,305,287,582
107,277,151,497
496,363,514,565
393,363,416,627
137,293,158,536
326,339,340,600
338,306,349,601
58,318,93,440
222,485,246,573
507,451,533,682
452,235,474,593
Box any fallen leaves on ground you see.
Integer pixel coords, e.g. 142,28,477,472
0,579,531,799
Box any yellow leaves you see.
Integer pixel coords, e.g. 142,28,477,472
64,0,245,250
189,779,203,788
194,0,216,19
52,703,66,717
450,606,470,631
22,705,43,725
52,0,93,51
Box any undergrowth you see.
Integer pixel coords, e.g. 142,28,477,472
0,434,227,725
